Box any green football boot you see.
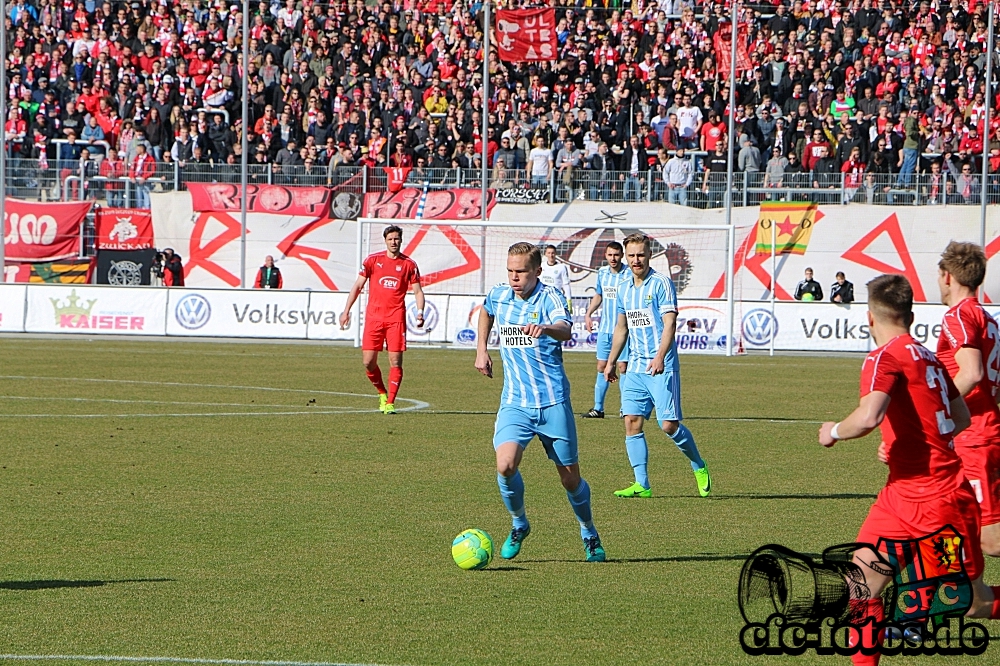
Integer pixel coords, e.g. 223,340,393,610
500,525,531,559
583,536,606,562
694,463,712,497
383,402,397,415
614,482,652,498
378,393,388,413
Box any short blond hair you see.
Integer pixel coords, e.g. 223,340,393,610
508,242,542,269
623,233,650,250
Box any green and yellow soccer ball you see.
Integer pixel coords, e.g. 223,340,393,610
802,293,815,301
452,528,493,570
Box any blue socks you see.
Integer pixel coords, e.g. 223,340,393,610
625,433,649,488
669,423,705,471
566,478,598,539
497,471,529,530
594,371,609,411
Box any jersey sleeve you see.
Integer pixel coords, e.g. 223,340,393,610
943,303,980,348
360,255,373,278
595,270,604,296
545,287,570,323
408,259,421,286
657,277,678,315
861,349,902,397
483,286,498,317
945,368,960,402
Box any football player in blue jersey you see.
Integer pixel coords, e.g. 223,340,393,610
605,233,711,499
475,242,605,562
583,241,629,418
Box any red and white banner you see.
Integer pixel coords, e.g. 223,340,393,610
496,9,557,62
96,207,154,250
3,198,91,262
714,22,752,79
187,183,333,218
363,188,496,220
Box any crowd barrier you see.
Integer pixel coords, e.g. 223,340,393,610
0,283,965,354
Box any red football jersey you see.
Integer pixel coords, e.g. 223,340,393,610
361,251,420,322
862,334,964,500
937,297,1000,448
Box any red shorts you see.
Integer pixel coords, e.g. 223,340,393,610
362,319,407,352
957,444,1000,525
857,482,984,580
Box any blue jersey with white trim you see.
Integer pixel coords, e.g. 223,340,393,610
595,265,628,335
484,281,573,409
616,268,679,372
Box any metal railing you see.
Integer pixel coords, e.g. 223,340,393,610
5,155,1000,209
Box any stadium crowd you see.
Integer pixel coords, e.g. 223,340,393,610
3,0,999,205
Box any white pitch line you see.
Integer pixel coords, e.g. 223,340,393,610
0,655,398,666
0,396,358,409
0,376,430,416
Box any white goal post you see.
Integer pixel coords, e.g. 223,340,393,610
356,218,743,356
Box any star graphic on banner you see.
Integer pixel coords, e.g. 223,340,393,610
777,216,798,237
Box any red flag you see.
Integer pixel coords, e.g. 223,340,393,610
496,9,557,62
3,198,92,262
96,207,154,250
714,21,752,80
384,166,412,193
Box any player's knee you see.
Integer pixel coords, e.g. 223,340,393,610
496,459,519,477
981,533,1000,558
596,360,607,372
558,467,581,491
624,415,643,434
661,420,679,436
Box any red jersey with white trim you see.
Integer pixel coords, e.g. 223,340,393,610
936,297,1000,448
361,251,420,322
862,334,964,500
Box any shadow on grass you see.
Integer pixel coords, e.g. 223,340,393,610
649,493,876,501
522,553,821,564
482,566,528,572
0,578,175,590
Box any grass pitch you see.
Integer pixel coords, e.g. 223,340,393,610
0,337,995,666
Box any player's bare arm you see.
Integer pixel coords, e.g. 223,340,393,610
604,313,629,383
647,311,677,376
340,274,368,329
475,308,494,379
819,391,970,447
584,293,602,333
953,346,984,396
412,281,426,328
524,320,572,341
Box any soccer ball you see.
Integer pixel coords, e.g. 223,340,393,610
452,528,493,570
802,293,815,301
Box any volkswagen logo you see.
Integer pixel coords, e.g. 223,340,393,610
407,301,439,335
742,309,777,346
175,294,212,330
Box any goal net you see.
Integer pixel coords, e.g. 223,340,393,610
356,218,750,355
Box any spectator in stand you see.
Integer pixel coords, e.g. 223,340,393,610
763,147,788,195
161,248,185,287
842,146,866,204
794,268,823,302
738,135,761,175
130,143,157,208
100,149,126,207
662,147,693,206
254,256,283,290
528,135,552,188
619,134,647,202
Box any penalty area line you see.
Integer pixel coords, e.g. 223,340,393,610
0,655,400,666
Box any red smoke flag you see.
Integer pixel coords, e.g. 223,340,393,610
714,21,752,80
496,9,557,62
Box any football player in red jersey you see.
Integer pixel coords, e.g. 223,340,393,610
818,275,1000,666
935,241,1000,557
340,225,425,414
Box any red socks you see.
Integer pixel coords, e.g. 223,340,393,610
850,599,884,666
366,367,386,395
388,367,403,404
990,587,1000,619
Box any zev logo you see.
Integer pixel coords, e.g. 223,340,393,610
175,294,212,330
742,309,777,346
379,276,399,289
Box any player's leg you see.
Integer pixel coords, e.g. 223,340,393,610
615,372,652,497
540,403,604,561
493,407,533,559
362,321,388,411
656,370,710,497
585,358,609,418
964,445,1000,557
383,322,407,413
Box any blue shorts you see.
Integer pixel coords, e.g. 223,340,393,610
493,402,578,466
596,332,629,363
621,370,683,424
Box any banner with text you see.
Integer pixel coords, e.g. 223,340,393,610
3,198,91,262
96,208,154,250
496,9,557,62
23,284,166,335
